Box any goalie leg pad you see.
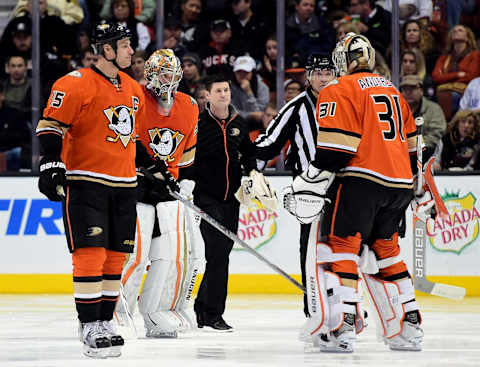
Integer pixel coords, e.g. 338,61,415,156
312,272,361,353
301,222,329,341
138,201,204,335
116,203,155,320
362,275,421,340
174,207,205,315
301,223,363,341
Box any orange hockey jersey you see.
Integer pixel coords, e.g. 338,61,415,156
137,88,198,179
37,68,145,187
315,72,417,189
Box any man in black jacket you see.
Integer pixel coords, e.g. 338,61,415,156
193,74,257,331
348,0,391,57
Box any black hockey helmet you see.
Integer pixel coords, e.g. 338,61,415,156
305,53,335,72
92,21,131,54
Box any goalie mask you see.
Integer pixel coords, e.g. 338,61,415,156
145,49,183,115
333,33,375,76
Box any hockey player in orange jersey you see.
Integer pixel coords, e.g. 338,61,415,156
288,33,423,353
114,49,204,338
36,21,145,358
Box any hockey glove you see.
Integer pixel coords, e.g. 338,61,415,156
38,156,66,202
283,164,334,224
146,160,180,194
411,190,434,216
235,170,278,212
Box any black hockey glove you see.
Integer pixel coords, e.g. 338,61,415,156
38,156,66,202
146,159,180,194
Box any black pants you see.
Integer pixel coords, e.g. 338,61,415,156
194,194,240,320
300,223,311,317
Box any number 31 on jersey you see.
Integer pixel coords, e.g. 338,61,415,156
317,102,337,118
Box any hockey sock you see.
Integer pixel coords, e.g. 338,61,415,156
72,247,107,323
100,250,126,321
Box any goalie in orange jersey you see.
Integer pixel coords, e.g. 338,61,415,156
288,33,424,353
115,49,204,339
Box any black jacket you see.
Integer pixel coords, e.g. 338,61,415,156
194,103,257,202
364,6,392,56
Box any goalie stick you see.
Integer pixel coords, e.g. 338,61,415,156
168,189,306,294
145,160,306,293
412,119,466,300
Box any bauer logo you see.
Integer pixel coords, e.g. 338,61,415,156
426,191,480,254
234,200,278,251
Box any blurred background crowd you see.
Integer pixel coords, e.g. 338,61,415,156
0,0,480,173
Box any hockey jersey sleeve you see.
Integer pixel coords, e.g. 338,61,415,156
402,95,419,174
313,82,360,171
177,105,199,169
36,74,85,156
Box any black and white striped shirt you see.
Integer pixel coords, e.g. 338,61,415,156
255,87,318,175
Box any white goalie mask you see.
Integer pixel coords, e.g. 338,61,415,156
333,32,375,76
145,49,183,114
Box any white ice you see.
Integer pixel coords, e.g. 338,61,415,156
1,294,479,367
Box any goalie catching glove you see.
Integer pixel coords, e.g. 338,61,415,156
38,156,66,202
235,170,278,212
283,164,334,224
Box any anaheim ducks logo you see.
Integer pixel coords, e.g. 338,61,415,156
104,96,139,148
148,127,184,162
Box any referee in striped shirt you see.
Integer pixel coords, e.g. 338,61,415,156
255,54,336,317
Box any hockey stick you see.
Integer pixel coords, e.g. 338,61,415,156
412,211,465,300
414,117,424,196
168,189,307,294
412,119,466,300
116,283,138,338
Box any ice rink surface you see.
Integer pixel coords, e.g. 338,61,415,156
1,294,479,367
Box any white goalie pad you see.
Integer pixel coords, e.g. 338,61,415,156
138,200,205,333
115,203,155,320
301,222,362,339
362,274,419,339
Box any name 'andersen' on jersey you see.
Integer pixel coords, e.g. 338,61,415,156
37,68,145,187
315,72,417,189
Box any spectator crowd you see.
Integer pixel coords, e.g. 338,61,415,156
1,0,480,173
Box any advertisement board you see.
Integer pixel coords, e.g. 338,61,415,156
1,176,479,292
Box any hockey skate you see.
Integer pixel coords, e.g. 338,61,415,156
100,320,125,357
144,312,179,338
78,320,111,359
385,320,423,351
316,313,356,353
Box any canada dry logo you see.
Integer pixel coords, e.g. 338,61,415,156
234,199,278,251
148,127,184,162
104,96,139,148
426,190,480,254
